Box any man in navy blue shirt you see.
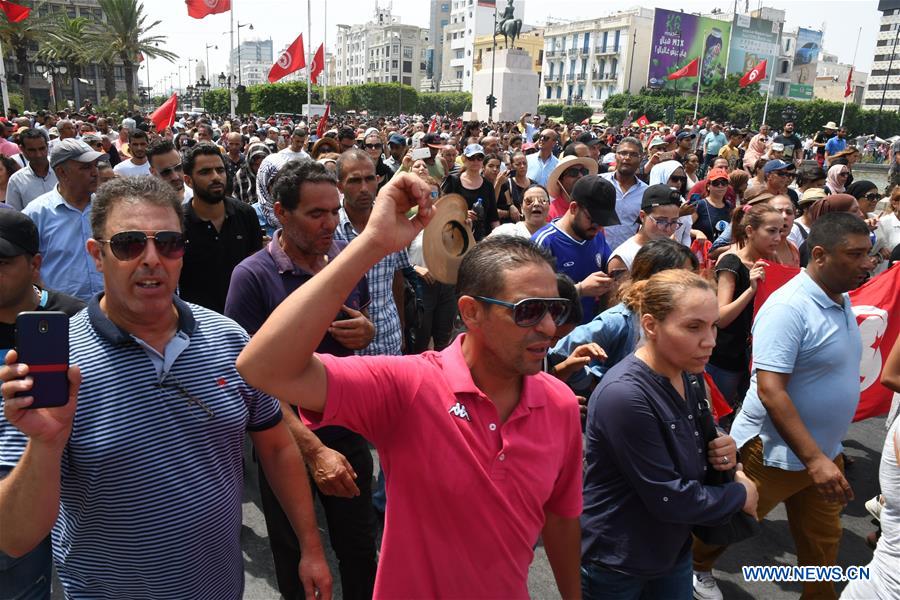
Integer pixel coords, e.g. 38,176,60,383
532,175,618,322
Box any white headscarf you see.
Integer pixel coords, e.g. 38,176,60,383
648,160,693,247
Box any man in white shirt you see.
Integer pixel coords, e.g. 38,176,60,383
6,129,58,210
278,127,311,162
112,129,151,177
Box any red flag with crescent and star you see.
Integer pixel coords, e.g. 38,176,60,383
667,57,699,81
310,43,325,85
739,59,767,88
186,0,230,19
268,33,306,83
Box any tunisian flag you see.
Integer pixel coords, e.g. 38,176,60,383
845,67,854,98
753,262,900,421
316,102,330,138
150,93,178,131
310,43,325,85
635,114,650,127
268,34,305,83
667,57,699,81
739,59,767,88
0,0,30,22
186,0,230,19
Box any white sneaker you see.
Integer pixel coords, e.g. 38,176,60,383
693,570,723,600
865,495,884,521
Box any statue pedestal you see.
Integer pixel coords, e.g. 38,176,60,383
471,48,538,123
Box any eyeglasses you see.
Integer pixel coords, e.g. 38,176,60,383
474,296,572,327
523,196,549,206
563,167,589,178
344,174,378,185
96,231,185,261
709,179,729,188
646,215,684,230
157,163,183,178
364,143,383,150
864,192,881,201
158,372,215,420
669,175,687,184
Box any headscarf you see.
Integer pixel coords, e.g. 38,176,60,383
255,152,291,229
806,193,860,225
742,133,770,169
826,164,849,194
846,180,877,200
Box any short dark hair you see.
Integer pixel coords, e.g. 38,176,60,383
271,160,338,211
91,176,182,240
197,124,214,137
20,128,49,144
456,235,555,299
146,138,177,166
183,142,224,176
806,212,871,253
128,129,148,143
338,126,355,140
292,127,309,137
336,148,372,181
618,136,642,153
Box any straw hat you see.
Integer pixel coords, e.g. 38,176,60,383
422,194,476,284
546,155,598,198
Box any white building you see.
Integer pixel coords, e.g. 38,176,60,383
815,53,867,105
439,0,525,92
335,7,430,90
864,0,900,112
423,0,453,91
539,8,653,109
228,39,274,87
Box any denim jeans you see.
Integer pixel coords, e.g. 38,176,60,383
0,537,52,600
582,554,693,600
412,281,457,353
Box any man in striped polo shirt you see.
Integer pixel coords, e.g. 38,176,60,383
0,177,332,599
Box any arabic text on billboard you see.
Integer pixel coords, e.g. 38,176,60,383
648,9,732,92
727,15,779,81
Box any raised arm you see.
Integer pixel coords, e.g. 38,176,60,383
236,173,434,411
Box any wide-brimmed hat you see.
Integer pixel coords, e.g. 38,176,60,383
823,121,839,130
312,136,340,157
422,194,476,284
546,155,597,198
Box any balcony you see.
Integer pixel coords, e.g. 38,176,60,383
579,47,590,57
575,72,587,82
594,47,620,56
545,74,558,83
593,71,618,82
546,49,560,58
567,48,578,57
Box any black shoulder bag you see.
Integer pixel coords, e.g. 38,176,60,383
688,375,760,546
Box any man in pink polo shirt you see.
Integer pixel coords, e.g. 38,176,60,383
238,173,583,599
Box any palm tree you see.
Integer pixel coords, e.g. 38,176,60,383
0,1,53,109
84,33,122,104
95,0,176,108
37,15,91,108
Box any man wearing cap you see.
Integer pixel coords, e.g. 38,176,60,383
383,133,407,174
6,129,58,211
526,129,559,188
532,175,617,323
0,210,85,599
601,137,649,250
22,139,103,301
673,131,695,164
762,159,799,206
824,126,848,166
637,136,669,184
577,132,603,164
402,133,445,181
225,161,377,600
236,174,583,600
112,129,151,177
546,155,597,221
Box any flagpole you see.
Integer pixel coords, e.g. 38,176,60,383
323,3,327,103
693,45,705,121
0,39,10,116
229,1,236,117
761,21,782,127
306,0,312,123
840,26,862,128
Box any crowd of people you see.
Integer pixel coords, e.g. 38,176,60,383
0,103,898,600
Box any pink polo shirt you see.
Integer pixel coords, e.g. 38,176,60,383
305,334,583,599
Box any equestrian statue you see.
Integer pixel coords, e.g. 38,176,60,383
494,0,522,49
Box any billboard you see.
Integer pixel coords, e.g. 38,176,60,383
648,9,732,92
790,27,823,100
727,14,779,86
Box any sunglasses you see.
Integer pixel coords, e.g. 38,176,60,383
864,192,881,201
157,163,183,178
563,167,589,178
364,143,382,150
97,230,185,261
669,175,687,183
709,179,729,187
474,296,572,327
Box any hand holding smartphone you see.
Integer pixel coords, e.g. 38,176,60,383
15,311,70,408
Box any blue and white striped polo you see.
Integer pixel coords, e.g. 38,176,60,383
25,295,281,599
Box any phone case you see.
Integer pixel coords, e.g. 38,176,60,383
15,311,69,408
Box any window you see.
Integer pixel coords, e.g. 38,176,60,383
441,3,449,10
583,32,591,51
573,33,579,48
392,60,398,68
454,49,464,59
403,47,413,59
611,58,618,77
392,45,399,54
602,31,608,51
598,59,605,76
546,86,552,99
403,61,412,73
780,60,789,74
403,76,412,85
556,86,562,99
614,30,621,51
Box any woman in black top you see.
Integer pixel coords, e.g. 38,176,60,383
707,203,782,411
494,151,533,223
440,144,499,240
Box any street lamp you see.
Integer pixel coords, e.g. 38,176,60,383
35,61,68,111
236,22,254,86
205,44,218,80
195,75,210,109
393,32,403,114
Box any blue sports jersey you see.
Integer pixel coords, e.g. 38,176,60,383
532,221,612,322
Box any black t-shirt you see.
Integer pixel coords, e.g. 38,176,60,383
0,288,86,353
773,133,802,160
710,254,752,372
497,177,531,223
440,175,499,241
813,131,830,157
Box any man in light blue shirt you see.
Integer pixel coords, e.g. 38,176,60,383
23,139,103,301
6,129,57,211
599,137,648,251
692,213,874,600
526,128,559,187
824,126,848,165
702,122,727,172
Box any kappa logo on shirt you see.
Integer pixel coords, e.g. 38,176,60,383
448,401,471,422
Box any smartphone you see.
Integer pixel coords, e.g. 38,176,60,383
15,311,69,408
411,147,432,160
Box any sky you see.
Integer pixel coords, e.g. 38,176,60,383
141,0,883,95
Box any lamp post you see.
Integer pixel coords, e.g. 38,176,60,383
205,44,217,80
186,58,195,87
394,32,403,114
489,6,498,122
236,22,254,86
36,61,68,112
195,74,210,109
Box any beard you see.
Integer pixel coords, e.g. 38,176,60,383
195,184,226,204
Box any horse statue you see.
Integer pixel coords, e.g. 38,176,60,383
493,0,522,49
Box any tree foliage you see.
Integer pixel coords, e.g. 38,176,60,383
603,75,900,137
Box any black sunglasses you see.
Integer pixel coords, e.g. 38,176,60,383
158,163,183,178
474,296,572,327
563,167,589,178
864,192,881,201
364,143,383,150
97,230,185,261
669,175,687,183
709,179,729,187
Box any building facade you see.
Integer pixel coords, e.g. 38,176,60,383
815,53,867,105
438,0,525,92
539,8,653,109
228,39,274,88
423,0,453,91
473,27,543,78
335,7,429,90
864,0,900,112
